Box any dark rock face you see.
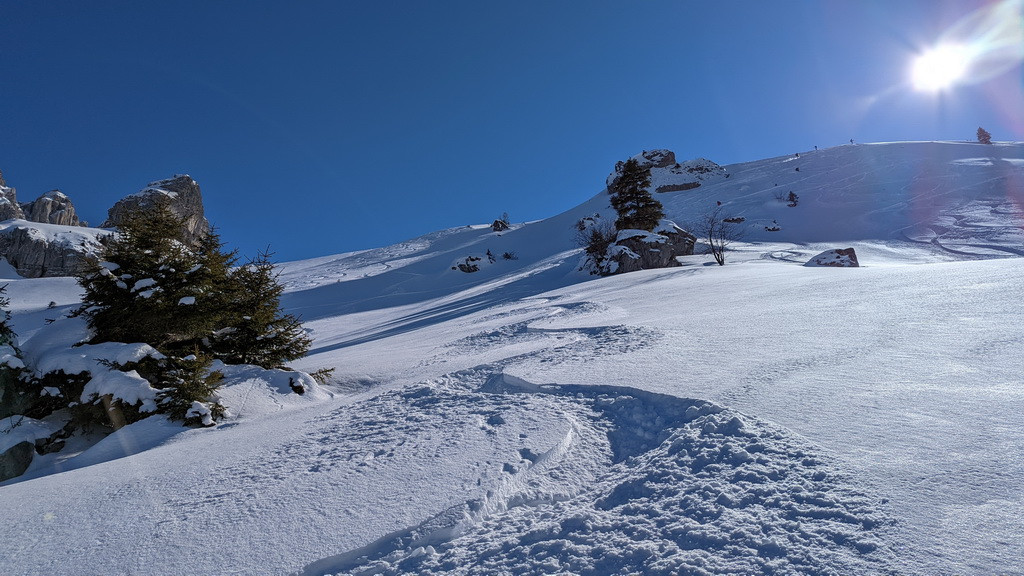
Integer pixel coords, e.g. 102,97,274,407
0,440,34,482
606,222,696,275
655,182,701,193
21,190,82,226
805,248,859,267
103,175,210,247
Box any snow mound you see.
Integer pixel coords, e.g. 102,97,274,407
0,416,58,454
216,362,332,420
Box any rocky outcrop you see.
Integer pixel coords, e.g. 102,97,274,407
20,190,82,226
103,175,210,247
607,150,677,189
0,184,25,221
804,248,859,267
0,223,104,278
0,173,96,277
588,220,696,276
607,150,728,194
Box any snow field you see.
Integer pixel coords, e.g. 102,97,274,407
2,142,1023,575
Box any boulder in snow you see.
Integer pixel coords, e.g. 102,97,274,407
805,248,859,267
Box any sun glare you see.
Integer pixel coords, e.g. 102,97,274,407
911,44,971,91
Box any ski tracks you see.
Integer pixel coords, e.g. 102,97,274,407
297,371,897,576
288,298,897,575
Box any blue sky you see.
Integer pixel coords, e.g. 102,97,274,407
2,0,1021,262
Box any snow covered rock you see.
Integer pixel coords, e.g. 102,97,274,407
606,150,728,194
0,416,58,481
0,221,104,278
805,248,860,267
606,149,676,189
20,190,83,226
103,175,210,247
604,220,696,275
0,173,95,276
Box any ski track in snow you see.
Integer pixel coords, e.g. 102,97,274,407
429,300,661,369
298,370,895,576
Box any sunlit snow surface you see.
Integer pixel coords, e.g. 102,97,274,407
2,142,1023,575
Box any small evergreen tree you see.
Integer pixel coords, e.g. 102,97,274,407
151,353,225,426
977,127,992,144
0,284,15,348
78,206,241,356
76,205,309,426
0,285,37,420
609,158,664,231
211,250,311,368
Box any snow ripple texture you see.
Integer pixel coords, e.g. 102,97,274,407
302,372,895,576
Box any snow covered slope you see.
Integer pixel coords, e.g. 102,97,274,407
2,142,1023,575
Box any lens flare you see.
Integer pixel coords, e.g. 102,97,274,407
911,0,1024,91
912,44,971,91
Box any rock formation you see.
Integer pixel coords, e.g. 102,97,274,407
103,175,210,247
605,221,696,275
0,183,25,221
0,224,104,278
20,190,82,226
606,150,728,195
580,216,696,276
0,172,97,277
0,172,213,278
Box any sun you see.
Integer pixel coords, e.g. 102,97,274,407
911,44,971,91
